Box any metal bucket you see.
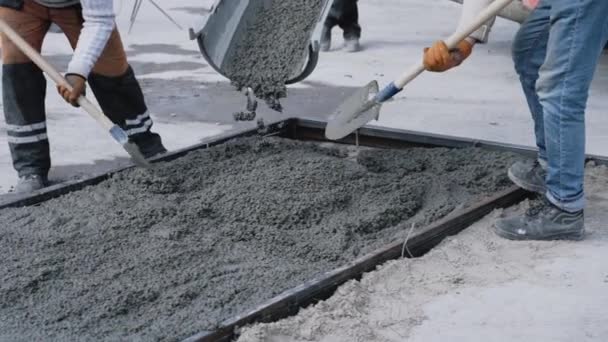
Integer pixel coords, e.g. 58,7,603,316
189,0,333,85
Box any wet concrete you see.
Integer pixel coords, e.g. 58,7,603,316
223,0,324,111
0,137,517,341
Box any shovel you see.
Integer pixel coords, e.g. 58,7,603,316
0,19,150,168
325,0,515,140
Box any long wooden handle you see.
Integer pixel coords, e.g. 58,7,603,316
0,19,115,132
394,0,515,88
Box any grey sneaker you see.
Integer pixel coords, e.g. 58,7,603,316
508,160,546,194
494,197,584,241
320,27,331,52
15,174,48,194
344,38,361,53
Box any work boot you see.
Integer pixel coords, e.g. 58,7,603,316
320,27,331,52
344,38,361,53
494,196,585,241
131,132,168,159
508,160,546,194
14,174,48,194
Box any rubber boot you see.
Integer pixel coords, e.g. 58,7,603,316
3,63,51,179
14,174,48,194
344,37,361,53
88,66,167,159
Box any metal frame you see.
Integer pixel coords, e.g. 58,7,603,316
2,119,606,342
294,119,608,165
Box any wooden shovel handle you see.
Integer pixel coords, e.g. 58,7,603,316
394,0,516,89
0,18,115,131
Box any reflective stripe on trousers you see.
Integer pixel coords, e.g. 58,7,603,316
6,121,48,144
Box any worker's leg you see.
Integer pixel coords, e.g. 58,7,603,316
0,1,52,187
537,0,608,212
507,1,551,194
324,0,340,30
325,0,361,52
51,6,166,158
494,0,608,241
512,1,550,166
337,0,361,41
321,0,341,51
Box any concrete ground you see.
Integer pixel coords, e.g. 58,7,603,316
0,0,606,340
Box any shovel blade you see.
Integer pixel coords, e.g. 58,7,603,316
325,80,381,140
123,141,152,168
109,125,151,168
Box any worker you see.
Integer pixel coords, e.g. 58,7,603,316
321,0,361,53
0,0,166,193
423,0,608,241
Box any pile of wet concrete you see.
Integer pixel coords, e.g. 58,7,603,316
0,137,517,341
223,0,324,112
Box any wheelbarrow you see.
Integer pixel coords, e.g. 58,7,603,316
189,0,333,86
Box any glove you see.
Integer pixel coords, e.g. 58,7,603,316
423,40,473,73
57,74,86,107
523,0,540,10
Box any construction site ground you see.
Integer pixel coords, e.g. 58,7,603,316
0,1,606,341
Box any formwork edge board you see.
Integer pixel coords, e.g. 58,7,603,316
292,118,608,165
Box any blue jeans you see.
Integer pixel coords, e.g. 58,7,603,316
512,0,608,212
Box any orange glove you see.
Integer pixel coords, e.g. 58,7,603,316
423,40,473,72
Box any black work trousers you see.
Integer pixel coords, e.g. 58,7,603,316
325,0,361,39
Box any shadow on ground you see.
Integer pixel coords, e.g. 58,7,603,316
45,53,357,124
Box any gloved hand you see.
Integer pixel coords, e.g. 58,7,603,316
523,0,540,10
57,74,86,107
423,40,473,72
